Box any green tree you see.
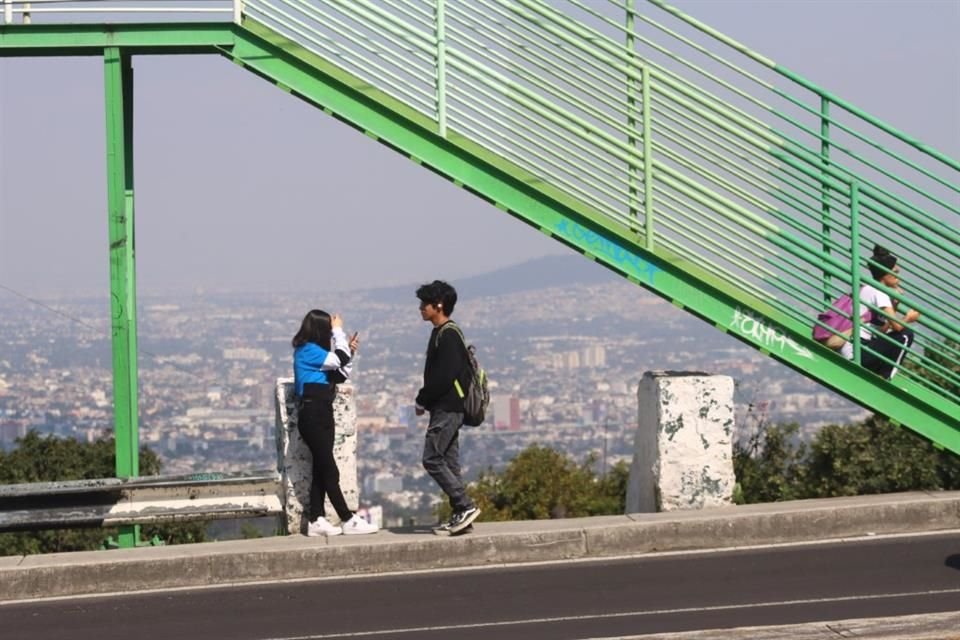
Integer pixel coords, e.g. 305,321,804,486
595,460,630,515
734,416,960,504
440,445,629,522
0,431,206,556
804,415,954,497
732,422,807,504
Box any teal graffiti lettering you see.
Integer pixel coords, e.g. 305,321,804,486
555,219,657,284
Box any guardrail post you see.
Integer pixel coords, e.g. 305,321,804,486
850,181,862,365
3,0,12,25
641,64,654,251
626,0,639,226
434,0,447,137
233,0,243,25
627,0,655,249
821,95,831,302
104,47,140,549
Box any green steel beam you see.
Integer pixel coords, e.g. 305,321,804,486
104,46,139,549
227,18,960,454
0,23,233,57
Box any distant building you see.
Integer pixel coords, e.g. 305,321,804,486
355,505,383,528
582,344,606,368
357,415,388,430
364,474,403,494
395,404,416,429
551,345,605,370
508,396,521,431
492,394,521,431
0,422,27,449
222,348,270,362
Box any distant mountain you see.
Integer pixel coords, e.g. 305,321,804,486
364,254,620,304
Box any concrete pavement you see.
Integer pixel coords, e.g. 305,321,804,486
1,490,958,603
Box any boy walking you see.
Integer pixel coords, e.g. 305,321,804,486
414,280,481,534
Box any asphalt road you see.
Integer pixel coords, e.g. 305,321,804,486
3,532,959,640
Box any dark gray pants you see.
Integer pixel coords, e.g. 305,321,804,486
422,410,474,512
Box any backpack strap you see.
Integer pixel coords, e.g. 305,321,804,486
435,321,465,348
435,322,472,398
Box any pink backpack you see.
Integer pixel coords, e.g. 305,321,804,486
813,293,872,345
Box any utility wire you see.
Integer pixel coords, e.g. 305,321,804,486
0,282,102,333
0,282,206,382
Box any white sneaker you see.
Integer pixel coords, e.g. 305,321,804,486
307,516,342,537
342,514,379,535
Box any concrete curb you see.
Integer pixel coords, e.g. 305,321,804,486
1,491,958,602
617,611,960,639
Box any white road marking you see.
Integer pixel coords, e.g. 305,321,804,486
258,587,960,639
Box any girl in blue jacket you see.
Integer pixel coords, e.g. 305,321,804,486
292,309,377,536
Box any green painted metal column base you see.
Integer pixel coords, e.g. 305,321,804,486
104,46,140,549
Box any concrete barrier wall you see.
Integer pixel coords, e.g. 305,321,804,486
274,378,358,534
627,371,735,513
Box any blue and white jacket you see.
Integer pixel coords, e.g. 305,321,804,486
293,327,353,396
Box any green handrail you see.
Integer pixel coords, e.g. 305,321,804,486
236,0,960,444
4,0,957,452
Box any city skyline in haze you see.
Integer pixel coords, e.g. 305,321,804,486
1,0,958,298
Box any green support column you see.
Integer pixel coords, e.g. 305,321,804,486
104,47,140,548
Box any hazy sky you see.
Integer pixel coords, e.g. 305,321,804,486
0,0,957,297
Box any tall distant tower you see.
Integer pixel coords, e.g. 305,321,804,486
509,396,521,431
492,394,522,430
582,344,606,368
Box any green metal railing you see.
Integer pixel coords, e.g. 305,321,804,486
244,0,960,407
2,0,958,454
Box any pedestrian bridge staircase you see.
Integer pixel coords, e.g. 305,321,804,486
3,1,959,454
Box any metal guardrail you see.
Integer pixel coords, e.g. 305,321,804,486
0,471,283,532
1,0,238,25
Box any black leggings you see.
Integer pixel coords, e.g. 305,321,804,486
861,327,914,380
297,384,352,522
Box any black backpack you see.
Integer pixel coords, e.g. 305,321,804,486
437,323,489,427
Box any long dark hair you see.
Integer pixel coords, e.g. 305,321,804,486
292,309,332,350
868,245,898,281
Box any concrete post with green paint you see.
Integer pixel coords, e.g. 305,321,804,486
275,379,358,534
626,371,735,513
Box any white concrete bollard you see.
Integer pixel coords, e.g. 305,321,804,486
626,371,735,513
274,378,358,534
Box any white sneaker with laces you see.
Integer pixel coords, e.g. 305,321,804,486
342,514,379,535
307,516,342,537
